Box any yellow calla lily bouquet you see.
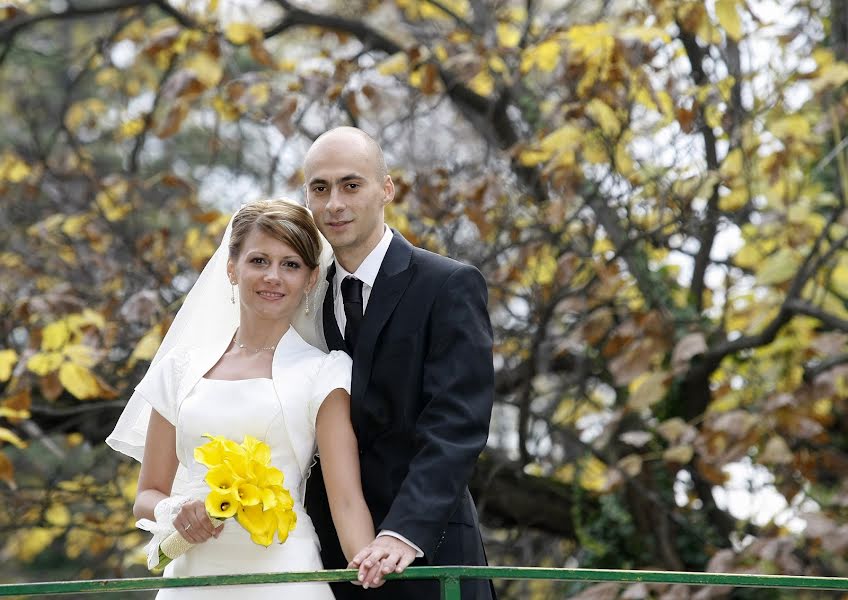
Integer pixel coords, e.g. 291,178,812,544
151,434,297,571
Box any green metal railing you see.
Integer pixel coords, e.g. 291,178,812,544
3,567,848,598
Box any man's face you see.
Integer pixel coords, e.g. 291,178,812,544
304,132,393,260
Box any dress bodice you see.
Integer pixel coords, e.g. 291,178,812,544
176,377,307,516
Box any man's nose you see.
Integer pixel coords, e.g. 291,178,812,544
326,186,344,211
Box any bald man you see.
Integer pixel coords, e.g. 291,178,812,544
303,127,496,600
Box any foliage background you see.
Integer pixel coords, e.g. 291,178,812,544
1,0,848,598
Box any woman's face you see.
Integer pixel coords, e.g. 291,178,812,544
227,226,317,324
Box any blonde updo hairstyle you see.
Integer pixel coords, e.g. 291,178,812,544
228,200,321,269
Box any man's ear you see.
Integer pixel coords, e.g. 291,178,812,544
382,175,395,206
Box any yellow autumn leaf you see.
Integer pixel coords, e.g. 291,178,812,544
756,248,801,286
586,98,620,137
468,68,494,96
184,52,223,88
67,309,106,332
212,95,241,121
519,39,561,73
117,117,145,139
377,52,409,77
0,427,26,449
0,151,31,183
225,22,263,45
129,326,163,368
95,179,131,222
0,349,17,382
720,148,743,180
811,62,848,93
27,352,63,375
45,504,71,527
628,371,670,411
719,187,747,211
63,344,98,368
715,0,742,40
830,264,848,297
42,320,70,351
65,98,107,132
617,454,643,477
663,444,694,464
61,214,91,238
13,528,57,562
497,22,521,48
577,456,608,492
58,363,100,400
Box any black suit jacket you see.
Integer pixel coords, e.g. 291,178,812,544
305,231,495,600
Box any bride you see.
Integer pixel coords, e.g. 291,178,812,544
107,200,383,598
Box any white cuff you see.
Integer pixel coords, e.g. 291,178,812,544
136,495,190,570
377,530,424,558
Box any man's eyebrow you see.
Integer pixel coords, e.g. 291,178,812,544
307,173,365,186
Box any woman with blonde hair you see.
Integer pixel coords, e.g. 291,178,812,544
108,200,381,598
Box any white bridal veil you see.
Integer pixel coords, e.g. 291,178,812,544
105,200,331,477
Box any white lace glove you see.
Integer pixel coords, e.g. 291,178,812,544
136,495,191,570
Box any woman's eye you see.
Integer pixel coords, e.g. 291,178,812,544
284,261,301,269
251,257,267,264
346,183,359,190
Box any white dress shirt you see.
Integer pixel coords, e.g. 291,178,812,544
331,225,424,558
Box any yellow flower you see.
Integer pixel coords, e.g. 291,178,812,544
253,462,283,487
273,486,294,511
237,504,276,546
236,482,262,507
242,435,271,465
260,487,277,510
195,434,244,467
206,488,239,518
273,506,297,543
205,464,240,493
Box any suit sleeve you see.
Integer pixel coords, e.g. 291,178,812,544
378,264,494,558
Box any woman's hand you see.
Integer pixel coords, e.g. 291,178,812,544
172,499,223,544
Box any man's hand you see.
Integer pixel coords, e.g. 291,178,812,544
348,535,417,588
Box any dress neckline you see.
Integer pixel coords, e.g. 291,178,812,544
200,376,272,382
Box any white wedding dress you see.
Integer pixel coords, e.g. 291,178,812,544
156,375,336,599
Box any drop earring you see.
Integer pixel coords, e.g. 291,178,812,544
230,281,235,304
304,291,310,315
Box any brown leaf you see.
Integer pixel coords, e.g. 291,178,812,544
161,70,206,101
0,451,14,487
671,332,708,375
156,101,189,139
758,435,793,465
40,373,63,402
2,389,31,424
142,26,181,57
249,39,274,67
271,96,298,136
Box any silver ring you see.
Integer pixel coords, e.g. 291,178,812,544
184,523,192,531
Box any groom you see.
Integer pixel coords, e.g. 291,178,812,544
303,127,496,600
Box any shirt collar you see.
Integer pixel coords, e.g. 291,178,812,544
334,226,394,289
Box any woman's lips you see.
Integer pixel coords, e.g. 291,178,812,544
257,291,285,300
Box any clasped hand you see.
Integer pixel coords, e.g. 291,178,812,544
349,536,417,589
172,499,223,544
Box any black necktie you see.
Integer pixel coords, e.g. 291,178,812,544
341,276,363,352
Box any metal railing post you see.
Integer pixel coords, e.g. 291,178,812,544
440,574,462,600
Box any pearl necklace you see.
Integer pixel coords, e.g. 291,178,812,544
235,339,276,353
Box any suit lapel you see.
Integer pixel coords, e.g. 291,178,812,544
322,262,345,352
351,232,415,419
